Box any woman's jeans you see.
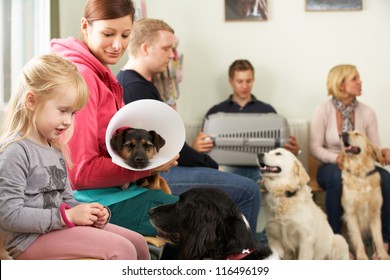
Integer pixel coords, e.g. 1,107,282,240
160,166,261,236
317,163,390,244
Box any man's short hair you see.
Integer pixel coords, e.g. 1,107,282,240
228,59,254,78
128,18,174,57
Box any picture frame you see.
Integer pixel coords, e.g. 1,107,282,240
306,0,363,11
225,0,268,22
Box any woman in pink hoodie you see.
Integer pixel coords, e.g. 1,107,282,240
51,0,179,237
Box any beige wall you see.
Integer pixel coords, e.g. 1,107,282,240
58,0,390,146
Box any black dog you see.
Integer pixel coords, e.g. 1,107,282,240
110,127,171,194
149,187,279,260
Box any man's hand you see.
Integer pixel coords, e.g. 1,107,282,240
283,135,300,155
192,132,214,153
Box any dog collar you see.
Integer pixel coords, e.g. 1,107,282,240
226,249,254,260
366,169,377,176
346,168,377,177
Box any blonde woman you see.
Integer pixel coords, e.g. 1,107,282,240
310,64,390,255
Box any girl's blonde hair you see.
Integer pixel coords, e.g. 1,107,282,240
327,64,358,99
0,53,89,166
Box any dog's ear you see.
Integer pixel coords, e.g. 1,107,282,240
337,152,344,170
293,160,310,186
110,131,125,152
368,141,385,165
180,207,220,259
338,134,346,169
149,130,166,152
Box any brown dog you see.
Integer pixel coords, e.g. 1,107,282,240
110,128,171,194
339,130,390,260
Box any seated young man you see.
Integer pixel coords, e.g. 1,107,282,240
117,19,262,237
193,59,300,183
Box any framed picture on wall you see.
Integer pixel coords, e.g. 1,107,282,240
306,0,362,11
225,0,268,21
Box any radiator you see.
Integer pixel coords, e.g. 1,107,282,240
184,117,310,170
287,118,310,170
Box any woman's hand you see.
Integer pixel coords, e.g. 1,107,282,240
192,132,214,153
151,154,180,174
382,148,390,165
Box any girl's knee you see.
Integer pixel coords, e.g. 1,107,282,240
110,237,138,260
121,231,150,260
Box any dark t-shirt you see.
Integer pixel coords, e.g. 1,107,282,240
205,94,277,117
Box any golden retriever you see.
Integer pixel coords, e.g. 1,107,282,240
339,130,390,260
258,148,349,260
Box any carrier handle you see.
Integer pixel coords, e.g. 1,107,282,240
213,137,281,147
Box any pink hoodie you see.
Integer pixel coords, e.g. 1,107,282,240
51,37,150,189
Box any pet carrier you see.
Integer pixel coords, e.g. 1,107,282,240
202,112,290,166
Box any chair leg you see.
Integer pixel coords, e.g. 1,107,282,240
148,243,164,260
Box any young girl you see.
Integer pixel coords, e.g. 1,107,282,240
0,54,150,260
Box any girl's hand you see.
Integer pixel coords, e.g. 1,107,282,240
92,205,110,228
64,203,103,226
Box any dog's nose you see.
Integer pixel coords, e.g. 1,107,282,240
135,157,144,164
257,153,265,160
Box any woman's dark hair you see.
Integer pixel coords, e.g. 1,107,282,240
84,0,135,22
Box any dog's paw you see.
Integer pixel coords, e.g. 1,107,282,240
372,251,390,260
119,183,130,190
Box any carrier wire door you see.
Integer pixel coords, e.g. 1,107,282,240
202,113,290,166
